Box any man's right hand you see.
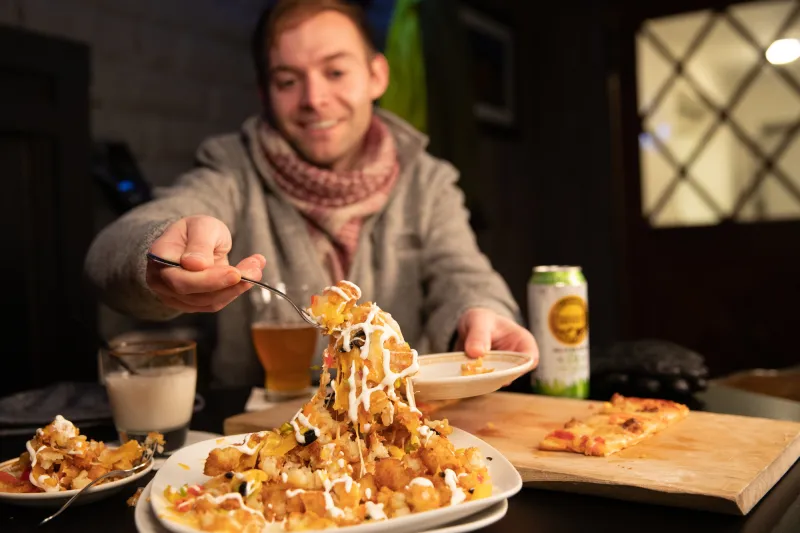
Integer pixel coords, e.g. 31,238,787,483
146,215,265,313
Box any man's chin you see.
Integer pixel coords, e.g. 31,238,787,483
296,147,341,169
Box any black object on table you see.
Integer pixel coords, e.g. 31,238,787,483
1,387,798,533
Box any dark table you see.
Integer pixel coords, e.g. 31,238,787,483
1,386,798,533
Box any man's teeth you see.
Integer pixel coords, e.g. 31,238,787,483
307,120,338,130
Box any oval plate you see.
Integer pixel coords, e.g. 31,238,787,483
150,429,521,533
412,351,537,401
0,456,154,508
136,481,510,533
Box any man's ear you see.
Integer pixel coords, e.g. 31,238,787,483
368,53,390,101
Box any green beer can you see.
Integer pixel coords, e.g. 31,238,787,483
528,266,589,398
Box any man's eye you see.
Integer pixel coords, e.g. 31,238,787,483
275,78,296,89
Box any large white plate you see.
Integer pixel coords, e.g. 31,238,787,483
412,351,536,401
150,429,521,533
0,456,154,508
136,481,509,533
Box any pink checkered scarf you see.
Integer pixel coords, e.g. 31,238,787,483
258,116,399,281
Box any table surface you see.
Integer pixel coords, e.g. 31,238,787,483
1,384,798,533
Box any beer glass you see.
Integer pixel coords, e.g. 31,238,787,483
250,283,319,400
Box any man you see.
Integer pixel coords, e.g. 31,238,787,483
85,0,536,388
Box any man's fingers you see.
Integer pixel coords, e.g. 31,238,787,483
149,220,191,263
157,265,241,295
153,293,220,314
234,255,266,279
462,312,493,359
180,217,231,271
150,266,262,308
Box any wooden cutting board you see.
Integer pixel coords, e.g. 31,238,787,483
223,392,800,515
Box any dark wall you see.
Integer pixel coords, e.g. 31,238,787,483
465,1,620,351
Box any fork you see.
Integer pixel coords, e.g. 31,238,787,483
39,448,155,526
146,252,324,331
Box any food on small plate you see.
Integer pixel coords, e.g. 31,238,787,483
0,415,163,493
460,357,494,376
163,281,493,532
539,393,689,456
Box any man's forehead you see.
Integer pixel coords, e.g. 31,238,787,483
269,10,367,67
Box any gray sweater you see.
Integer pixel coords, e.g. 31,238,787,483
85,110,519,388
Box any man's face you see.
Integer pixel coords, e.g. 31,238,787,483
267,11,389,170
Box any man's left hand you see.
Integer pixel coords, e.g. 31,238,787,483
455,308,538,363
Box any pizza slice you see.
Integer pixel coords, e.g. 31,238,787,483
539,393,689,456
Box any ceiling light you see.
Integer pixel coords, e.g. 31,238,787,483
766,38,800,65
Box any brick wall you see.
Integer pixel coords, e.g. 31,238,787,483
0,0,264,188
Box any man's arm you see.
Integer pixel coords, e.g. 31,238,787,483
84,138,244,321
420,161,521,353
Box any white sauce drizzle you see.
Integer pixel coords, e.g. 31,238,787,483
365,501,387,520
408,477,434,488
339,280,362,299
26,416,81,490
25,443,45,467
417,425,434,446
35,474,59,492
290,410,321,444
443,469,466,505
229,432,267,455
286,488,306,497
52,415,78,438
325,285,350,300
201,493,264,520
405,378,421,415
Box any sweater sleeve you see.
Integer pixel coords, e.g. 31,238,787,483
84,138,245,321
419,161,520,352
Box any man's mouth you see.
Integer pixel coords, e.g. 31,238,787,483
301,119,340,131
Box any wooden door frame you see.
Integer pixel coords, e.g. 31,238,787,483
0,25,94,390
603,0,788,340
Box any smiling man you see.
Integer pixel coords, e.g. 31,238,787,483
85,0,537,388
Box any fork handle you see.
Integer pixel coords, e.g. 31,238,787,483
39,468,136,525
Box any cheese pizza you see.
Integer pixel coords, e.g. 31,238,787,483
539,393,689,456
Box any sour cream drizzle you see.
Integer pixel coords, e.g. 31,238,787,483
339,304,420,424
290,410,321,444
443,469,466,505
229,432,268,455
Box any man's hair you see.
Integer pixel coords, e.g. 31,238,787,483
251,0,378,88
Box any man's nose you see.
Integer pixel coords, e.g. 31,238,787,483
301,74,329,109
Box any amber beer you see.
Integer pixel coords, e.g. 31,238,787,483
251,323,318,398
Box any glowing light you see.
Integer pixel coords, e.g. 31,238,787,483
766,38,800,65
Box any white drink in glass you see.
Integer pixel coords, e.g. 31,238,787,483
104,365,197,454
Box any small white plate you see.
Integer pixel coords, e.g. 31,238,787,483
135,481,509,533
412,351,536,401
149,429,521,533
0,456,154,508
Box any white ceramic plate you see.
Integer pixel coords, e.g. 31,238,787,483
0,456,154,508
135,481,509,533
412,351,536,401
149,429,521,533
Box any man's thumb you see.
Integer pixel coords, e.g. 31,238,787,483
180,216,229,271
462,311,492,358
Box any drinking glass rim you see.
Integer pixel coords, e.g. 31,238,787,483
108,339,197,358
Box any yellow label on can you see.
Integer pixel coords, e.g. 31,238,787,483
548,296,588,346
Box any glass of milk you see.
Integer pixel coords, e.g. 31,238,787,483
99,339,197,455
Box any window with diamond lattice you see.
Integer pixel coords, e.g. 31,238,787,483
636,0,800,227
